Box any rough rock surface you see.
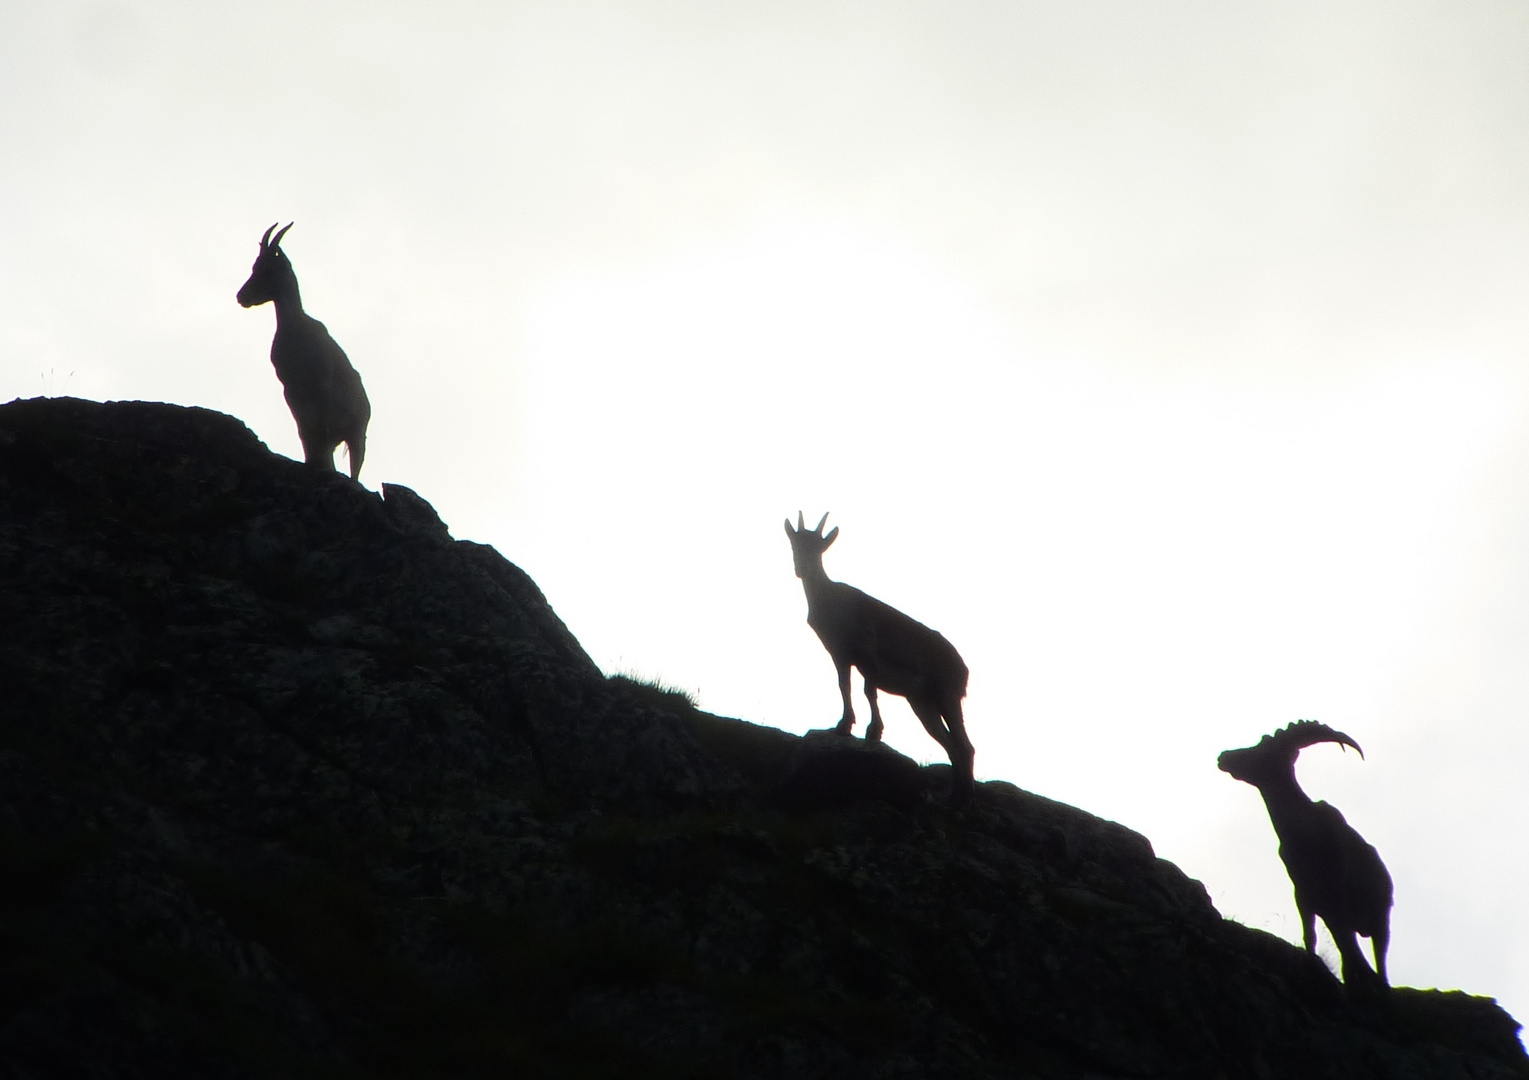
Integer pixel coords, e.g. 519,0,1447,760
1,396,1524,1080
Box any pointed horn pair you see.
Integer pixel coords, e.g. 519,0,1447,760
789,511,831,535
259,222,294,249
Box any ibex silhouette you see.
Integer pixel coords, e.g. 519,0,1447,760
1219,720,1393,987
785,512,975,803
237,223,371,480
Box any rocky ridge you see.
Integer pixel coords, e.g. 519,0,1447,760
0,396,1524,1079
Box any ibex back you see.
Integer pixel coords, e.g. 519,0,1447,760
785,512,975,803
237,223,371,480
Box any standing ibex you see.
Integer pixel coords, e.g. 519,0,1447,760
237,223,371,480
1219,721,1393,987
784,512,975,803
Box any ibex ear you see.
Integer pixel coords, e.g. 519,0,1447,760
823,526,839,547
783,518,796,538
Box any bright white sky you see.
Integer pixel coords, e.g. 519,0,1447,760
4,0,1528,1027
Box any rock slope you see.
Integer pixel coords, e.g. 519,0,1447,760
0,397,1523,1079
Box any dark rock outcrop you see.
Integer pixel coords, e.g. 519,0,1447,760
1,396,1523,1079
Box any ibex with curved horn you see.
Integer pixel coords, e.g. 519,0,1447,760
1219,720,1393,987
784,512,975,803
237,223,371,480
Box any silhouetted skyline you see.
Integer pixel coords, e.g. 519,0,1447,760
2,0,1526,1032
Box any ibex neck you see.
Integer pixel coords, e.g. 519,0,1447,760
1257,774,1315,833
270,279,305,324
799,563,835,603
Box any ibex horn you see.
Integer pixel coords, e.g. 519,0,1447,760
259,222,278,248
1278,720,1366,759
271,222,294,248
814,512,830,534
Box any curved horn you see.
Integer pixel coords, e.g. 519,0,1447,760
259,222,278,248
813,512,829,534
1274,720,1365,759
271,222,294,248
1333,730,1364,758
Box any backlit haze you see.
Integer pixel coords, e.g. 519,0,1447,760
4,0,1528,1028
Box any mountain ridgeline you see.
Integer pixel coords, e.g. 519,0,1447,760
0,396,1523,1079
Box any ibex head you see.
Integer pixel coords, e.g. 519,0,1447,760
784,511,839,579
1218,720,1364,786
236,222,296,308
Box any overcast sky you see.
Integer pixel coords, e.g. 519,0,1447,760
4,0,1529,1030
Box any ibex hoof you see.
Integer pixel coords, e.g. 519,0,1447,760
945,770,976,808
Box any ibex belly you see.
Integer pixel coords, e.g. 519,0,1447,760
274,335,367,436
866,658,938,699
866,615,966,700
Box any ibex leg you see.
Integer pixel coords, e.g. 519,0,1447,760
1331,927,1381,987
908,697,953,754
947,699,974,764
863,680,885,741
834,662,856,735
911,697,975,805
345,429,367,481
295,426,338,472
942,696,976,802
1298,903,1318,954
1370,924,1390,987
